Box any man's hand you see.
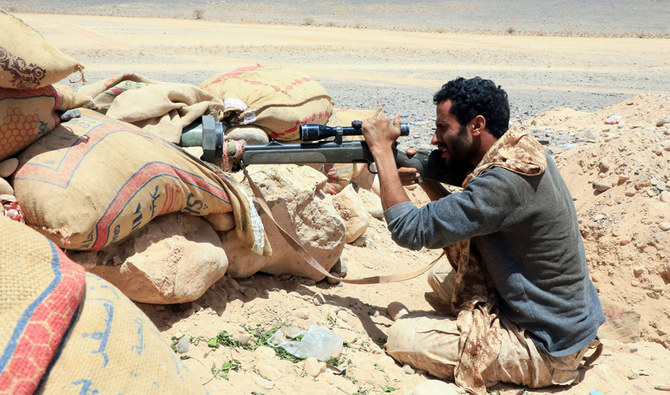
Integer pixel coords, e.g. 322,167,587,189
361,114,410,210
361,114,402,156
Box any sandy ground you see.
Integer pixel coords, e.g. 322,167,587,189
8,9,670,395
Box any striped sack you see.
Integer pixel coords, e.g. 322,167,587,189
12,108,242,250
200,64,332,140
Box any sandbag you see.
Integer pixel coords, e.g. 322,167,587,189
38,273,205,394
0,215,86,394
200,64,332,140
0,216,203,394
76,72,155,113
12,108,267,253
0,10,84,89
0,85,61,161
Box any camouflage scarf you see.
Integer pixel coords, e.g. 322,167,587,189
445,126,546,394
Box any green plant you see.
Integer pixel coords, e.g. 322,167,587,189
200,323,305,363
210,358,242,380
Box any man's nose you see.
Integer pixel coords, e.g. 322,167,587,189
430,133,438,145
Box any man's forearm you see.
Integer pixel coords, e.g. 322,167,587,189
419,179,450,201
373,149,411,210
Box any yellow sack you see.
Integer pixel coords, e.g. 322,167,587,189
12,109,247,250
0,10,84,89
200,64,332,140
0,85,62,161
38,273,205,395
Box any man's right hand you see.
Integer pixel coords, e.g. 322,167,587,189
398,167,420,186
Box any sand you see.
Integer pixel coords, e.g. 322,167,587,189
6,5,670,395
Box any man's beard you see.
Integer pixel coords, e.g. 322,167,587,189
442,124,476,167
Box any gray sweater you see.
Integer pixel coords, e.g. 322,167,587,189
384,153,605,357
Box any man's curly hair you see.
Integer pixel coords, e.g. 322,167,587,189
433,77,510,138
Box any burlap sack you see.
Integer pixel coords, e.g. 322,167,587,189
38,273,204,394
12,108,265,252
76,73,155,113
0,215,86,394
200,64,332,140
105,81,225,143
0,10,84,89
53,84,95,111
0,86,62,161
0,216,204,394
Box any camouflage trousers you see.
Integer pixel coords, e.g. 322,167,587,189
385,265,602,389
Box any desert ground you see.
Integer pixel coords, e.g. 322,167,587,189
5,2,670,394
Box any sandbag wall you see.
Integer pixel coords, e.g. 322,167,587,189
0,10,85,220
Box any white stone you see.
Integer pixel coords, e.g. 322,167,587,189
253,375,275,389
255,346,277,359
256,362,282,381
304,357,325,377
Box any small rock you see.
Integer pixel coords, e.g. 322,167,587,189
235,333,253,345
226,277,240,292
619,237,632,246
242,287,258,299
255,346,276,359
304,357,325,377
633,266,645,277
253,375,275,389
312,292,326,306
661,191,670,203
402,364,415,375
659,222,670,231
333,327,358,345
294,308,310,320
0,158,18,178
656,117,670,127
376,355,397,371
336,309,349,323
598,160,610,173
175,336,190,353
592,182,611,192
256,362,282,381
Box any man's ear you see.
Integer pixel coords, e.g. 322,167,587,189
471,115,486,135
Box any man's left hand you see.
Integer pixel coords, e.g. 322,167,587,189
361,114,402,156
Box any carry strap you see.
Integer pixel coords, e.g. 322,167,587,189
243,167,444,284
582,338,603,367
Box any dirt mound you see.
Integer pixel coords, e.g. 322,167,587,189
534,94,670,349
